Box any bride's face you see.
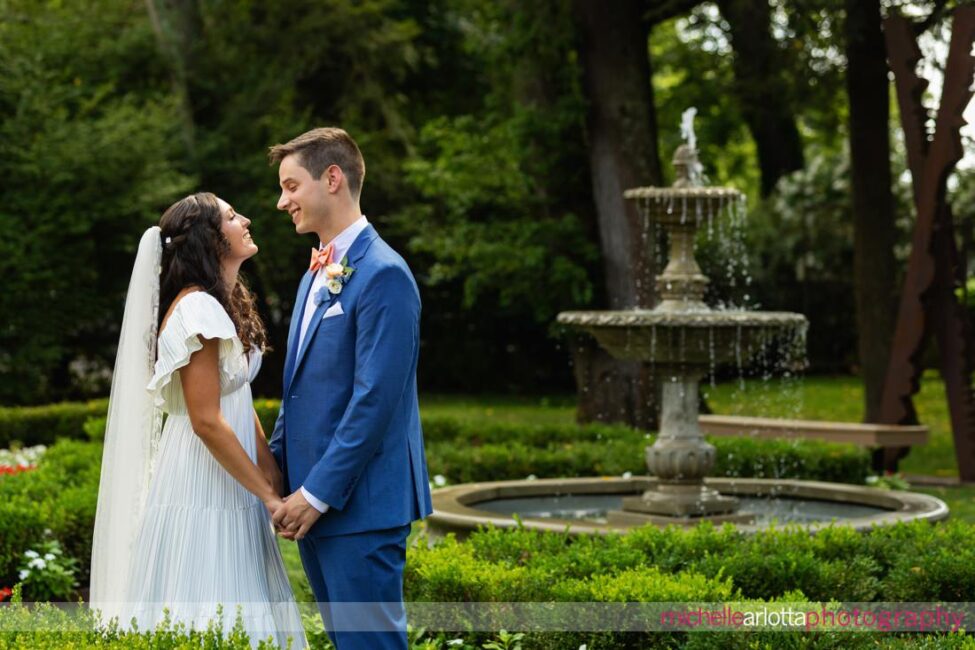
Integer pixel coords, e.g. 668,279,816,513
218,197,258,261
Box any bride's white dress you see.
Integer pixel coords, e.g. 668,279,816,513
120,291,306,649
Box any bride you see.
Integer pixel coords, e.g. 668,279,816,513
90,192,307,649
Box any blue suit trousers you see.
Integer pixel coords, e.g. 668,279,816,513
297,524,411,650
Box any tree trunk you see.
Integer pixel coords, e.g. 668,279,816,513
572,0,663,430
845,0,898,422
717,0,804,196
144,0,201,163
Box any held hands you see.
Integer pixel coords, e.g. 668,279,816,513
270,490,322,541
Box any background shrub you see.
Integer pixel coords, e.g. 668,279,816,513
3,401,872,484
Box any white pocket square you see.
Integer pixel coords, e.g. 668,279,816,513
322,302,344,319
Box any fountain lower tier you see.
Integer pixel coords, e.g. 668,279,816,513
556,310,807,366
557,309,807,523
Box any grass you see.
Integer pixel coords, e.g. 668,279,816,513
418,393,576,426
914,485,975,522
703,370,959,478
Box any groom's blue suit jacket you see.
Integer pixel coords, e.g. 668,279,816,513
269,225,433,537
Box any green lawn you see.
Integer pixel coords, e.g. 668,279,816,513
703,370,959,478
914,485,975,522
419,393,576,426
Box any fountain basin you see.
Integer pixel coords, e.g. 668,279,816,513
427,477,948,539
556,310,807,366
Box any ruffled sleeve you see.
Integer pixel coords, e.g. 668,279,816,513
147,292,245,409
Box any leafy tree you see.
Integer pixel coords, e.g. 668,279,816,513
0,0,194,403
389,0,599,392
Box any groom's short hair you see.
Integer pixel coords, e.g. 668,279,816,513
268,127,366,200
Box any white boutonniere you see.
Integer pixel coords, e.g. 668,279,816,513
324,256,355,295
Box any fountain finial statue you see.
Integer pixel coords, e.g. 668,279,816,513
680,107,697,151
675,107,703,188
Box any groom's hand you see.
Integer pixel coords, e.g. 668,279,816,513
272,490,322,540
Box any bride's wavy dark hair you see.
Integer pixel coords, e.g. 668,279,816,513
158,192,268,353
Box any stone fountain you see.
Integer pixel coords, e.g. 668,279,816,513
556,142,807,526
426,127,948,538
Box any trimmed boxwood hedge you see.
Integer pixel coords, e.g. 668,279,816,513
411,520,975,603
7,399,872,485
0,400,107,448
404,521,975,649
421,419,870,484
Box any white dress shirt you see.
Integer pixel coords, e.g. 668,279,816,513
298,216,369,513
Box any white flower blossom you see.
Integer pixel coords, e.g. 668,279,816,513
28,558,46,570
326,279,343,295
44,553,56,561
24,550,39,559
0,444,47,469
622,471,633,479
324,262,345,278
433,475,447,487
526,474,537,481
18,570,29,581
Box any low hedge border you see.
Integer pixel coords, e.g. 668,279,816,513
4,399,871,485
0,400,107,448
411,520,975,603
402,521,975,649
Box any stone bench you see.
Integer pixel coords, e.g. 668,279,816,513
699,414,929,473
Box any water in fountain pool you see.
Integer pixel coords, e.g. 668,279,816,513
474,493,888,526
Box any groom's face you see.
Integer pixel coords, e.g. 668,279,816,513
277,153,329,236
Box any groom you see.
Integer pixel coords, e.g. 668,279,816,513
267,127,433,650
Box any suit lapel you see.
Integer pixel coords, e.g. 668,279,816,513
290,225,380,383
284,271,315,394
292,289,334,376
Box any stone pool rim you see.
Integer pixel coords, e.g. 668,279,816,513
428,477,949,537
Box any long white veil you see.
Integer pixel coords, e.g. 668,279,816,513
90,227,164,623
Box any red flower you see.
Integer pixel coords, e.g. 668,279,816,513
0,465,36,477
0,586,12,602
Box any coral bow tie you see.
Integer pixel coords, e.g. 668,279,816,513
309,243,334,272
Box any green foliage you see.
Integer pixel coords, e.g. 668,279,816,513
0,400,107,448
0,600,293,648
395,112,597,324
0,440,101,591
385,2,596,392
0,0,195,404
406,520,975,649
740,146,915,370
1,399,872,485
418,416,870,484
412,519,975,605
651,13,760,196
15,540,78,603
